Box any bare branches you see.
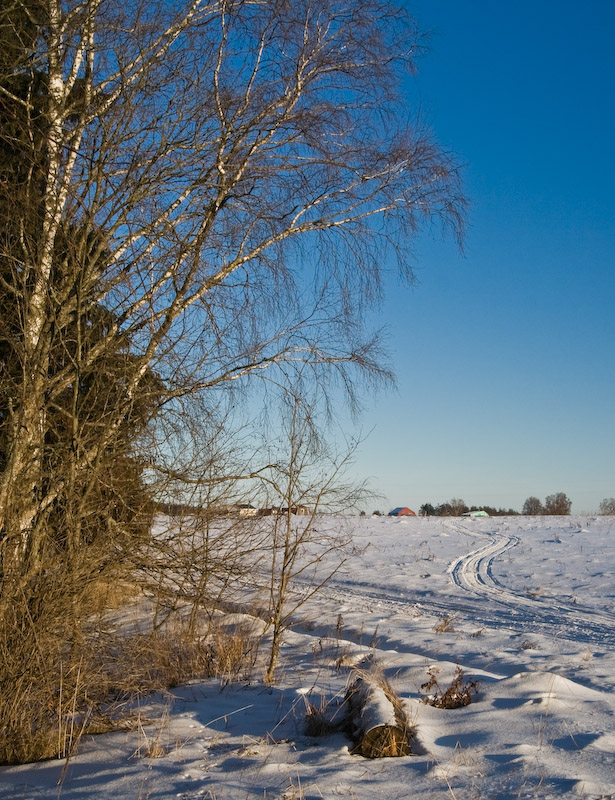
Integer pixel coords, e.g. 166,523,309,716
0,1,466,745
254,387,367,683
0,0,463,630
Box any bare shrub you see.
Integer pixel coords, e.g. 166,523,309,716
257,388,366,684
0,611,258,764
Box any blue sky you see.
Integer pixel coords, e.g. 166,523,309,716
349,0,615,514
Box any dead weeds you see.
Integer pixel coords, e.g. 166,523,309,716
421,666,479,709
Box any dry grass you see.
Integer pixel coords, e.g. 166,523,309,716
132,706,174,759
87,578,142,615
421,665,479,709
207,620,259,686
303,693,344,737
282,776,307,800
0,602,259,765
434,614,456,634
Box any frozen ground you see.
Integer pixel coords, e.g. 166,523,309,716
3,514,615,800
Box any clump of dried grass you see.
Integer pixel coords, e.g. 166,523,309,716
303,694,343,737
421,665,479,709
87,578,141,615
434,614,456,634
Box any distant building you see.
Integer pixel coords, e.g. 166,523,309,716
234,503,257,516
258,505,310,516
461,510,490,517
388,507,416,517
258,507,280,516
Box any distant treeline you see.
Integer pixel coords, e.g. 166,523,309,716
418,500,519,517
371,499,519,517
156,502,204,517
417,493,574,516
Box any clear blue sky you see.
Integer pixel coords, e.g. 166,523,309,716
350,0,615,514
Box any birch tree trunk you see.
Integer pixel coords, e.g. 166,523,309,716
1,1,67,572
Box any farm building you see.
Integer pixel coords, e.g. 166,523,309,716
388,507,416,517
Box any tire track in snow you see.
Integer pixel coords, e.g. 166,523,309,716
445,520,615,646
447,521,521,600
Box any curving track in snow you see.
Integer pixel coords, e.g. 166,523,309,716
444,519,615,647
446,520,521,602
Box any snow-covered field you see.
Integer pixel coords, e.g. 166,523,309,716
3,515,615,800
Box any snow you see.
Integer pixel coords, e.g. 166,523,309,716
3,514,615,799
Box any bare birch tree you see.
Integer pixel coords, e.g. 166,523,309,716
0,0,464,756
1,0,463,559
